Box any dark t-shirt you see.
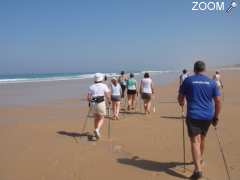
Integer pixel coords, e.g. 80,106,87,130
179,74,220,120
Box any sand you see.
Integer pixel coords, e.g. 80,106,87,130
0,69,239,180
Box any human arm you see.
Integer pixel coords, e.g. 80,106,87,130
178,80,187,107
104,86,111,105
151,80,154,94
212,96,221,127
178,94,185,107
179,75,182,87
220,80,224,88
139,80,143,94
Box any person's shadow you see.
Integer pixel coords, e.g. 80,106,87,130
57,130,96,142
117,156,192,179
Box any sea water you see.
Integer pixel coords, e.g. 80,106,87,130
0,71,179,107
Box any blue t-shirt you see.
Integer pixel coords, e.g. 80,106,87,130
179,74,220,120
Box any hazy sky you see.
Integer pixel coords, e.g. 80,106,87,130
0,0,239,74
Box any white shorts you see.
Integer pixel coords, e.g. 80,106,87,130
216,81,221,88
92,101,106,116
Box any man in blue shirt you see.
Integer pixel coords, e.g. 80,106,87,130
178,61,221,179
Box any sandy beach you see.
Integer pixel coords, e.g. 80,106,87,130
0,69,239,180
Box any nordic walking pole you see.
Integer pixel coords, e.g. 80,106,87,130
181,106,186,172
139,95,142,113
107,105,111,139
152,95,156,113
214,127,231,180
222,88,225,102
81,104,92,137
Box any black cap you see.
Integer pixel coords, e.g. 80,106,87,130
194,61,206,73
121,71,125,75
130,73,134,78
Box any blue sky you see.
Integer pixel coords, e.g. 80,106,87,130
0,0,239,74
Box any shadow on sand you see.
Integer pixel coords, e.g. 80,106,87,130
158,101,177,104
117,157,192,179
57,131,96,142
160,116,183,120
120,111,145,115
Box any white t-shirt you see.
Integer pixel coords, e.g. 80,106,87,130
180,73,189,85
88,83,110,97
141,78,153,94
213,74,221,87
111,83,121,96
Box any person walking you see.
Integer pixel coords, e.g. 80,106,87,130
127,73,138,111
213,71,223,89
179,69,189,86
110,77,122,120
118,71,128,98
87,73,111,140
178,61,221,179
140,72,154,114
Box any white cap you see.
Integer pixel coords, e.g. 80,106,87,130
94,73,104,82
112,77,117,81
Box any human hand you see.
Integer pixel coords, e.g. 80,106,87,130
212,116,219,127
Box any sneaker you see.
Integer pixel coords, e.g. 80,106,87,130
190,171,203,180
93,130,101,140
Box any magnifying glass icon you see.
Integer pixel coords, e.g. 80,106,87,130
226,1,238,13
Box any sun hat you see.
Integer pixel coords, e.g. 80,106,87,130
94,73,104,82
112,77,117,81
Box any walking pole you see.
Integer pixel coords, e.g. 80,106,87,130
107,105,111,139
139,95,142,113
222,88,225,102
134,94,138,113
152,95,156,113
214,127,231,180
125,96,128,110
181,106,186,172
81,104,92,136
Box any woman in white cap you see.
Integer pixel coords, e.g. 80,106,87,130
87,73,111,140
110,77,122,120
140,72,154,114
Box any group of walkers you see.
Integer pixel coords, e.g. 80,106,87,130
87,60,224,180
87,71,154,139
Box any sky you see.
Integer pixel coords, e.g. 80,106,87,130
0,0,240,75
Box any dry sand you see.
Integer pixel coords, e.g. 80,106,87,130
0,70,239,180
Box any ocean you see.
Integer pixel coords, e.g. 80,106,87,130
1,67,239,107
0,71,179,84
0,70,180,107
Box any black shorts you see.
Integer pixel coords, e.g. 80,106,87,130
111,95,121,102
186,118,212,137
127,89,137,95
120,85,126,98
141,93,151,101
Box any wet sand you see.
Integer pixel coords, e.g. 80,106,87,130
0,69,239,180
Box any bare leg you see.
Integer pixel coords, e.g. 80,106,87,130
94,114,104,131
200,135,206,161
112,101,116,119
190,134,202,172
143,99,147,113
132,94,136,109
116,101,120,118
127,94,132,110
146,100,151,114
